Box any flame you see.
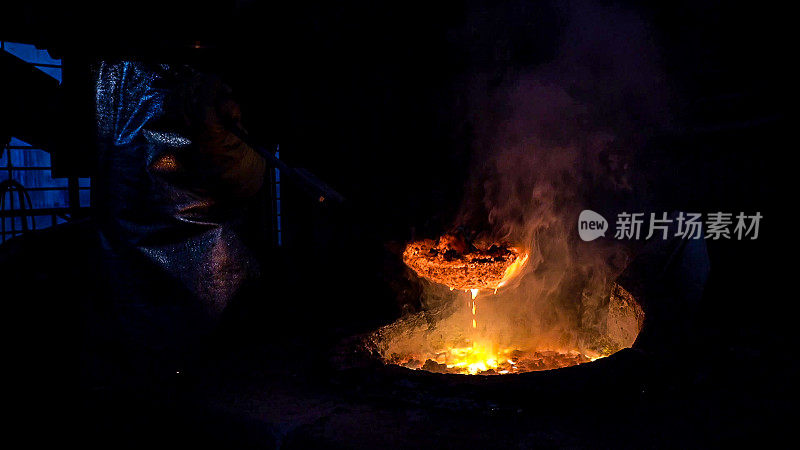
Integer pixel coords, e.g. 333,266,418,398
395,344,598,375
390,283,604,375
496,251,529,288
446,343,504,374
380,281,643,375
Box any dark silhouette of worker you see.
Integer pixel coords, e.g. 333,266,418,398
1,57,271,387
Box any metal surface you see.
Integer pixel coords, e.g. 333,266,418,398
93,60,262,315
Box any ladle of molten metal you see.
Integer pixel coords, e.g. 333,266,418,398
402,235,529,293
374,235,638,375
394,233,552,374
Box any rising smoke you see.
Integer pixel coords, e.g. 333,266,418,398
377,0,668,359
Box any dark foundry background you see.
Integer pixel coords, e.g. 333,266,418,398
2,0,793,448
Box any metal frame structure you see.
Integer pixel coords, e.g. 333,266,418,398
0,40,90,244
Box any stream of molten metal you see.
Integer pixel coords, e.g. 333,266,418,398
450,252,530,372
468,251,528,329
397,250,602,375
389,252,630,374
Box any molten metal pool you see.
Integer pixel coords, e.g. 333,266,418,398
374,234,644,375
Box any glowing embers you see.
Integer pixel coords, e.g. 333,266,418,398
402,236,528,291
371,284,644,376
389,290,595,375
388,343,595,375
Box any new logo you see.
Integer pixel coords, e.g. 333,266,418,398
578,210,608,241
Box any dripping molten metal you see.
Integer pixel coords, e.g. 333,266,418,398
396,237,588,375
377,237,643,375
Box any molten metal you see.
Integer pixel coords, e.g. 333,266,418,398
402,237,528,291
384,234,643,376
388,347,596,375
372,282,643,376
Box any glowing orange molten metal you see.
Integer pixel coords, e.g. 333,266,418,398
383,234,643,376
402,238,529,291
390,346,599,375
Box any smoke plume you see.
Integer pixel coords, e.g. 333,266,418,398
378,0,669,359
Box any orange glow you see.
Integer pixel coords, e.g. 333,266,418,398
150,154,179,172
393,343,597,375
378,280,644,375
403,239,528,291
496,251,529,288
391,235,643,376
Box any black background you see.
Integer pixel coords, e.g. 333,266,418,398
2,0,794,447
